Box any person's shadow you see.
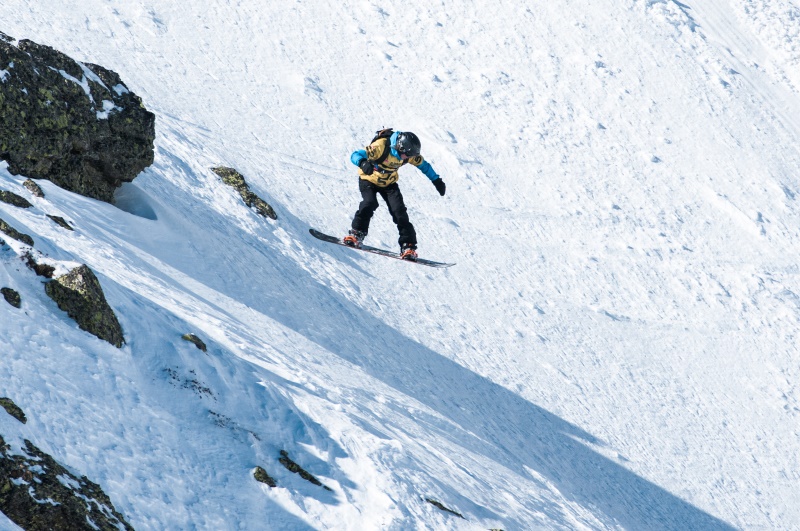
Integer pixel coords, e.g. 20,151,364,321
232,229,735,528
284,267,735,530
119,156,736,530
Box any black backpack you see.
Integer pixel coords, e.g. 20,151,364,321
370,128,394,165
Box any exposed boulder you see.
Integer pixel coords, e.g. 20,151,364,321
44,264,124,348
278,450,332,491
23,251,55,278
23,178,44,198
425,498,465,519
0,218,33,246
1,287,20,308
0,436,134,530
211,166,278,220
47,214,74,231
0,398,26,423
0,34,155,203
0,190,31,208
181,333,207,352
253,466,277,488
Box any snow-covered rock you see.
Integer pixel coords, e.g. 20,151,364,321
0,36,154,203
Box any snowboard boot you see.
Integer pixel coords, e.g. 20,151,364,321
400,242,418,261
343,229,366,248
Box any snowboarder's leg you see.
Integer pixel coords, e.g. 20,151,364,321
351,179,380,236
380,184,417,249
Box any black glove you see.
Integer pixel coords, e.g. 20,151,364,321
432,178,446,196
358,159,374,175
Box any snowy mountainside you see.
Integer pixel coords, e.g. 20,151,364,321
2,0,800,529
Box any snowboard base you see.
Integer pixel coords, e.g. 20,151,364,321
309,229,454,268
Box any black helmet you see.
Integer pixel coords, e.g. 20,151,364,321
394,131,421,158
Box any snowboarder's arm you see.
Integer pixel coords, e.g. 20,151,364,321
350,149,368,166
409,156,446,196
409,156,439,181
350,150,375,175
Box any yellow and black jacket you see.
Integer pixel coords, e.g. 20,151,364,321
351,134,439,188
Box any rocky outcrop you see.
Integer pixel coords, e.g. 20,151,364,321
425,498,464,519
22,179,44,198
23,251,55,278
0,398,26,423
47,214,74,231
211,166,278,220
279,450,332,491
0,34,155,203
44,264,124,347
181,333,207,352
253,467,277,488
1,287,20,308
0,190,31,208
0,218,33,246
0,436,134,530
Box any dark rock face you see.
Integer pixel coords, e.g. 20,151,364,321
23,251,55,278
1,287,21,308
0,398,26,423
22,179,44,198
425,498,464,519
0,218,33,246
279,450,332,491
253,467,277,488
0,35,155,203
0,436,134,530
47,214,74,231
181,333,207,352
211,166,278,220
44,264,124,347
0,190,32,208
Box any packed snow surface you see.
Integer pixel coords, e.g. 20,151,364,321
2,0,800,529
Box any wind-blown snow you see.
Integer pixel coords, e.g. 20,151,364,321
2,0,799,529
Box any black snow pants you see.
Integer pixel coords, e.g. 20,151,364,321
351,179,416,247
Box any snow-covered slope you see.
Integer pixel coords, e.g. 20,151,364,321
2,0,800,529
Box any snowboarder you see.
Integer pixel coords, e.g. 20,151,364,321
343,129,446,261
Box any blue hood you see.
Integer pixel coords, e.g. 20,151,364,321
389,131,400,159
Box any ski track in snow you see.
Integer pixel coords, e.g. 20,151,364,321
2,0,800,529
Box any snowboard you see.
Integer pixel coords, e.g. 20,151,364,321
309,229,455,268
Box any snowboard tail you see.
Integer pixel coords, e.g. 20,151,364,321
309,229,454,268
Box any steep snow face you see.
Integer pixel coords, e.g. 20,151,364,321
2,0,800,530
